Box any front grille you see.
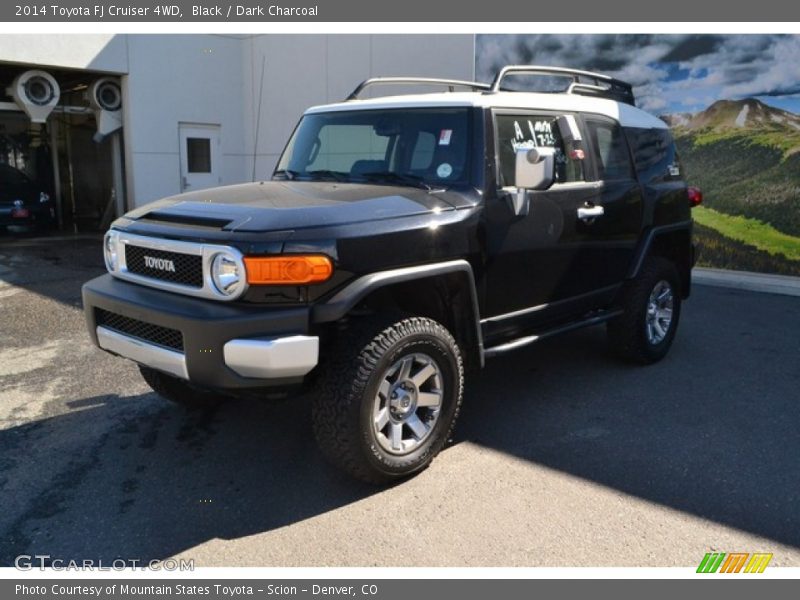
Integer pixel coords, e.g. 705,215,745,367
124,245,203,288
96,309,184,352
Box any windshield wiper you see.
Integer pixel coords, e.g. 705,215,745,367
305,169,350,182
358,171,433,191
273,169,300,180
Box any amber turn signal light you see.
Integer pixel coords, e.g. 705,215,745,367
244,255,333,285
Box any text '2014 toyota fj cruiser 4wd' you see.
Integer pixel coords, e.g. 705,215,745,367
83,66,702,483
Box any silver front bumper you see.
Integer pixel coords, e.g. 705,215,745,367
222,336,319,379
96,326,319,382
97,326,189,380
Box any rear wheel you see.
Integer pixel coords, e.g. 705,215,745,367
312,316,464,484
139,365,227,409
607,257,682,364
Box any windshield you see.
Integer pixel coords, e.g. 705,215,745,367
275,108,471,187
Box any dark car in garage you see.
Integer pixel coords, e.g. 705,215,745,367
0,163,56,232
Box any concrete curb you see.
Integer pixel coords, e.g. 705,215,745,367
693,267,800,298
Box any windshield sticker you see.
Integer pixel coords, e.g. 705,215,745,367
439,129,453,146
436,163,453,178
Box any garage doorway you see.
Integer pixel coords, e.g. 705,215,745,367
0,64,125,235
51,111,118,232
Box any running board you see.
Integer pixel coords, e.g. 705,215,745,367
483,310,623,358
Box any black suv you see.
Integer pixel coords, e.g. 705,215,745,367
83,66,700,483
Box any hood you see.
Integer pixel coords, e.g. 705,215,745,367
126,181,465,233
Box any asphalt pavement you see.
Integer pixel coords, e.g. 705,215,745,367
1,236,799,567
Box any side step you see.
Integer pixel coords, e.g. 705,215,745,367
483,309,623,358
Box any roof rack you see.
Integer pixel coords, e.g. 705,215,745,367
489,65,636,106
346,77,491,101
343,67,636,106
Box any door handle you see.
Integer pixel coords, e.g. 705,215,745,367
577,205,604,220
182,176,190,190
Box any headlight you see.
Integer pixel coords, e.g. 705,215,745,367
211,252,244,297
104,231,119,272
39,192,50,203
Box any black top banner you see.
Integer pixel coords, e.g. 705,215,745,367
2,0,800,22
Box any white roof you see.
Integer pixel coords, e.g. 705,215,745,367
306,91,668,130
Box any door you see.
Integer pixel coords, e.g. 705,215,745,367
483,111,641,342
577,115,644,288
178,123,221,192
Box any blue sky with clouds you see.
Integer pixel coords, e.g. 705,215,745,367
475,35,800,116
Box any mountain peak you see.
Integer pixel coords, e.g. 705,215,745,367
707,97,765,110
663,98,800,132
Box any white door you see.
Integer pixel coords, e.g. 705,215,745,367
178,123,221,192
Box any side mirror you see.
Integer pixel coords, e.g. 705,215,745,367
515,147,555,190
508,147,555,216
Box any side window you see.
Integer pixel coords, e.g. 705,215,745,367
627,127,680,184
586,119,634,181
495,114,584,187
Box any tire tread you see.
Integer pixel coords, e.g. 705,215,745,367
607,257,681,364
311,316,463,484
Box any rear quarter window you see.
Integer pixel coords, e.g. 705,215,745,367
626,127,681,184
585,119,635,181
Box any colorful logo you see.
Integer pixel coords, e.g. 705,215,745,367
697,552,773,573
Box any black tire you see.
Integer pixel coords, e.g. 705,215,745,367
139,365,227,409
312,316,464,484
607,257,682,364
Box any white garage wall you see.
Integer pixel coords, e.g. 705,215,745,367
240,35,476,185
123,34,248,205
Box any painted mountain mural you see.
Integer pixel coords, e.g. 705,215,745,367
476,34,800,276
663,98,800,275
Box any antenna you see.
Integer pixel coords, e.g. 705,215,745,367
251,54,266,182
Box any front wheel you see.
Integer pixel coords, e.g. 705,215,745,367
607,257,682,364
312,316,464,484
